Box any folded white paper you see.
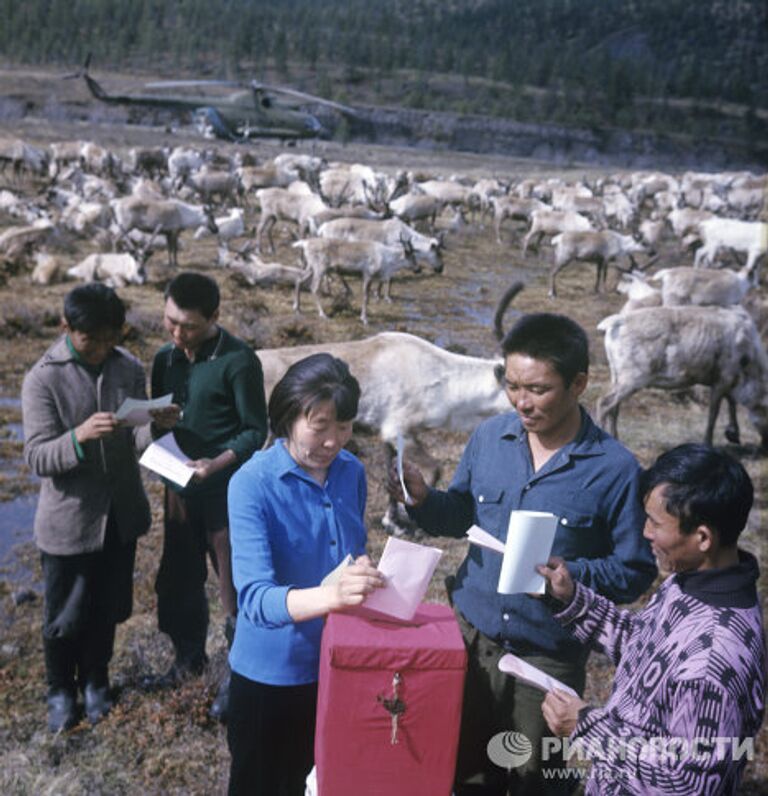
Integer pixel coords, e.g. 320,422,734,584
498,653,578,697
497,510,559,595
139,432,194,487
396,431,414,506
116,393,173,426
466,524,505,554
305,766,317,796
363,536,443,621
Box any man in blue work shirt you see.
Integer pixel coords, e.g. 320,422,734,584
390,312,656,796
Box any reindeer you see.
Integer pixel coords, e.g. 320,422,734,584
110,196,217,266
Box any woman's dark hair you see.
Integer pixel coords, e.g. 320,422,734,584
165,272,220,319
268,353,360,438
640,443,753,547
63,283,126,333
501,313,589,387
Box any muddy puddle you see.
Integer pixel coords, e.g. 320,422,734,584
0,395,37,588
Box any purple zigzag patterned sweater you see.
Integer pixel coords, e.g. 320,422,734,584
555,550,765,795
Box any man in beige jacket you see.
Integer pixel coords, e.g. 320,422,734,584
22,283,178,732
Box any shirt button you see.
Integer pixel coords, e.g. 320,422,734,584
502,613,510,621
478,495,485,503
523,485,531,492
323,501,332,508
330,540,337,546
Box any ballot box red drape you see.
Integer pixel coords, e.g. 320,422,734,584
315,603,467,796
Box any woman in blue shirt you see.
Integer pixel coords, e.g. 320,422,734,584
227,353,384,796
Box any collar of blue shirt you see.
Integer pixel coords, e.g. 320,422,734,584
272,437,351,484
499,407,606,460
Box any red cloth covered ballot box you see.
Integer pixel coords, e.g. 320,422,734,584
315,603,467,796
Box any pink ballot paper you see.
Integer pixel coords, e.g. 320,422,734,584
499,653,578,697
362,536,443,621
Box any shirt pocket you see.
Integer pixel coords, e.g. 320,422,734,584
549,497,603,558
472,486,506,536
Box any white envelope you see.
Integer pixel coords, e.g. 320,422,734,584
497,510,559,595
139,432,194,487
363,536,443,621
498,653,578,697
116,393,173,426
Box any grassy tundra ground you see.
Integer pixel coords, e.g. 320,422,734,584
0,98,766,793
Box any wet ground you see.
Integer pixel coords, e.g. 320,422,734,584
0,76,766,791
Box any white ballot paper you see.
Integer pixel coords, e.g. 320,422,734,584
498,510,559,595
396,431,414,506
321,554,354,587
139,432,194,487
498,653,578,697
116,393,173,426
466,524,505,554
363,536,443,621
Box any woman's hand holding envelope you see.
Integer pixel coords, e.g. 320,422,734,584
287,556,385,623
330,555,386,610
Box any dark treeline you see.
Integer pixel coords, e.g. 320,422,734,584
1,0,766,132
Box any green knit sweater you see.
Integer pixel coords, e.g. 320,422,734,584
151,327,267,494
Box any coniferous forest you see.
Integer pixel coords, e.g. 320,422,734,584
1,0,766,145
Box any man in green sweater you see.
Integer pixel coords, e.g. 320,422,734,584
150,272,267,722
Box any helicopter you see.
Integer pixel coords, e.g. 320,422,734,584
67,55,356,141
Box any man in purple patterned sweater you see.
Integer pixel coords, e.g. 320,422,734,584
538,443,765,795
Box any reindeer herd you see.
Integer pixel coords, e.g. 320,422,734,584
0,132,766,467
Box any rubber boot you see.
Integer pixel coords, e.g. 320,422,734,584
209,614,236,723
43,635,80,732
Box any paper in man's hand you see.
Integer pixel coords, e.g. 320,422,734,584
116,393,173,426
396,431,414,506
466,524,506,554
139,432,194,487
498,653,578,697
497,511,559,595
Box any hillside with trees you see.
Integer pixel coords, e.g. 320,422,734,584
1,0,765,154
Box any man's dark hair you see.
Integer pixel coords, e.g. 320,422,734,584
500,313,589,386
165,272,220,318
269,353,360,439
63,283,125,333
640,443,753,547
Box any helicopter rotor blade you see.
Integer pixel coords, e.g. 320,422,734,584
250,81,357,115
61,52,92,81
145,79,244,89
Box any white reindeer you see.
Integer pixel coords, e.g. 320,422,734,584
549,230,644,297
292,236,441,325
111,196,217,266
597,306,768,448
